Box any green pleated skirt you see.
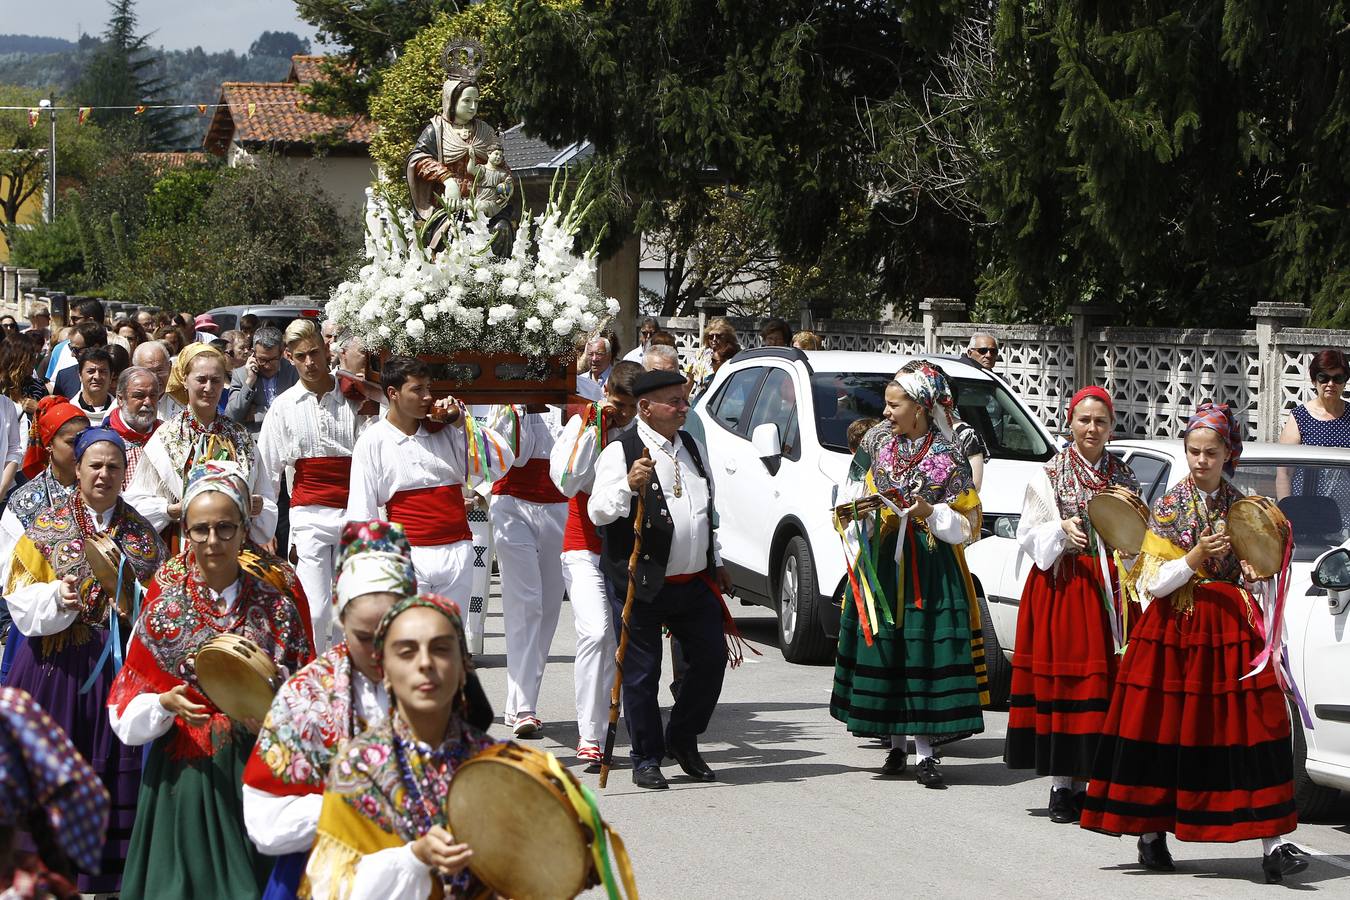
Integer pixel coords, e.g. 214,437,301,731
120,729,274,900
830,524,985,738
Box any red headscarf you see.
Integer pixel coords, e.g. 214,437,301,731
1185,402,1243,475
21,397,89,478
1066,386,1114,422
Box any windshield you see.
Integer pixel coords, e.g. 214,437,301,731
810,371,1054,462
1231,463,1350,561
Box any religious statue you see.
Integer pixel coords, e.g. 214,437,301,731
406,39,516,255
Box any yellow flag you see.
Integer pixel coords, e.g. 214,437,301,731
27,108,38,128
134,105,147,116
247,102,256,117
78,107,91,125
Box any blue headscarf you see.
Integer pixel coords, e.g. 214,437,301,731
73,426,127,462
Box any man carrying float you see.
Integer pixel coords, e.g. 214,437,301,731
346,358,513,604
257,320,376,650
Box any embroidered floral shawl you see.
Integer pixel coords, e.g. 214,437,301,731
1149,476,1244,585
862,423,975,504
7,499,163,653
7,471,76,532
155,409,257,497
244,643,378,797
1045,448,1139,520
106,550,315,759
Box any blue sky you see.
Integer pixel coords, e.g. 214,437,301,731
9,1,323,54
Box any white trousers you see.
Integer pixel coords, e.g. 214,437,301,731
409,540,474,608
288,503,345,652
563,549,615,744
465,500,494,656
492,495,567,720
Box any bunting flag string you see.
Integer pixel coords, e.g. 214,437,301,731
5,98,315,128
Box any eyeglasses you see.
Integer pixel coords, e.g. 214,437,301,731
970,347,997,356
640,330,656,338
706,334,726,343
1315,372,1348,385
648,397,690,409
186,521,241,543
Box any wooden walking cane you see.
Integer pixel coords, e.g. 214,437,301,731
599,449,650,788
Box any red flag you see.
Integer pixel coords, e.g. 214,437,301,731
78,107,91,125
27,108,38,128
197,104,208,115
133,105,147,116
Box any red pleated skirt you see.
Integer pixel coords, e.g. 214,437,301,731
1004,553,1120,777
1080,580,1296,842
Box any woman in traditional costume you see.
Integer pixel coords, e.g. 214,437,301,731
1003,388,1138,823
2,428,163,892
108,461,315,900
243,520,418,900
830,363,985,788
0,399,87,680
305,593,496,900
1080,403,1307,883
0,686,110,900
124,343,276,548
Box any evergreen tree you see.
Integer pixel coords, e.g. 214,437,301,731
74,0,189,149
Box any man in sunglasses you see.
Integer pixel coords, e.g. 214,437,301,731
623,317,660,365
966,333,1000,371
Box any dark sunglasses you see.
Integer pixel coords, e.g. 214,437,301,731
1315,372,1349,385
970,347,997,356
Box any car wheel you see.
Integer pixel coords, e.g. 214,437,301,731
776,535,833,665
1289,702,1343,820
977,592,1011,710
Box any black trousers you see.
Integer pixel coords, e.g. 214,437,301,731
607,574,727,769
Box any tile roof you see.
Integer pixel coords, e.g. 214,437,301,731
203,80,374,154
134,151,212,173
500,124,593,175
287,55,332,84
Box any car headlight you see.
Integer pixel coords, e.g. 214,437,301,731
993,515,1019,540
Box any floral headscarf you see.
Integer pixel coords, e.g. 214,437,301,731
894,363,958,441
0,687,110,873
165,342,227,406
373,593,467,669
1184,402,1243,475
333,520,416,616
182,459,250,521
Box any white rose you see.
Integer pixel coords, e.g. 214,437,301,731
448,284,467,301
378,324,392,338
423,303,440,321
473,267,493,284
537,299,555,317
500,277,520,297
606,297,621,315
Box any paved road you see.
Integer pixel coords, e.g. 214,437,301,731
470,595,1350,898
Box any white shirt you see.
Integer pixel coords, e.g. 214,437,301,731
549,411,635,497
0,396,22,471
622,345,645,364
1016,466,1070,571
256,380,374,524
109,580,242,746
345,417,514,522
157,393,185,423
487,405,563,468
71,391,116,427
242,669,388,856
589,418,721,576
2,503,116,637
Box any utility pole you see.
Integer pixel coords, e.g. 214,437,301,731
38,98,55,223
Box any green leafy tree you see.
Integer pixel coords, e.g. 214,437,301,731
293,0,464,117
74,0,189,149
0,86,103,235
977,2,1350,327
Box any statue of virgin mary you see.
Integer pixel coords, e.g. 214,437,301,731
406,39,515,254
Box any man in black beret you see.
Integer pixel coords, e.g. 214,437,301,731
587,368,735,789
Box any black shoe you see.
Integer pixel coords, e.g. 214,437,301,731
915,756,945,788
1136,835,1175,872
632,766,669,790
1048,788,1078,823
880,748,908,777
1262,844,1308,884
668,745,715,782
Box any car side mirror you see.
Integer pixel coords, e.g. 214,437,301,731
1313,547,1350,591
751,422,782,475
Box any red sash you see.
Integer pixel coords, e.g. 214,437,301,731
563,491,601,554
386,485,472,546
492,457,566,504
291,457,352,509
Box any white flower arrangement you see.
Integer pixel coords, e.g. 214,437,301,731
326,174,619,360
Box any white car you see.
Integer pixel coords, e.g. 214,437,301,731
686,348,1057,664
964,439,1350,815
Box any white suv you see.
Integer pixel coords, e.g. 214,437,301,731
686,348,1057,664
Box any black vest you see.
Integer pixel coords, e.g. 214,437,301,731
599,428,717,603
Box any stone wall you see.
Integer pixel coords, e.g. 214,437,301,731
658,301,1335,442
